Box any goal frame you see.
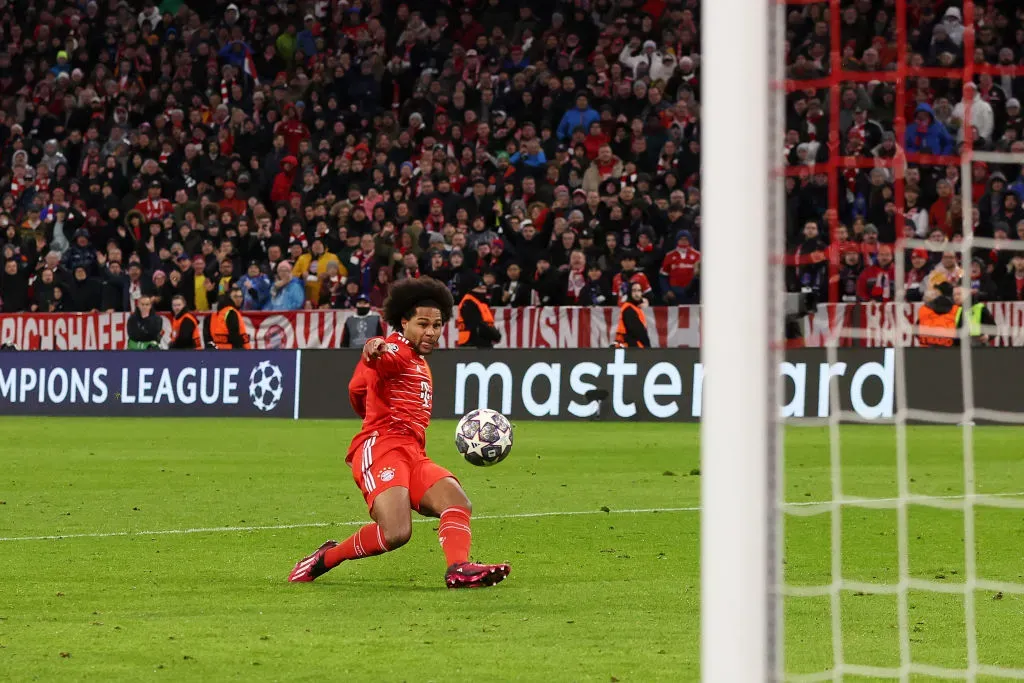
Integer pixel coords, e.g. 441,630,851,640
700,0,781,681
701,0,1024,679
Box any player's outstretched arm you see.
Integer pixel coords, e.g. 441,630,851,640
362,337,407,376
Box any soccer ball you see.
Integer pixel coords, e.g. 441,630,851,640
249,361,284,412
455,408,514,466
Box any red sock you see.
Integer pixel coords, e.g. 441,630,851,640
438,506,472,566
324,523,389,569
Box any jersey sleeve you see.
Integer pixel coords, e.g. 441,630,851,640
659,252,674,277
364,338,413,377
348,362,374,418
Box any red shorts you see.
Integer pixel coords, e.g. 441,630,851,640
347,432,457,513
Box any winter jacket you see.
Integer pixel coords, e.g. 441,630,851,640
857,263,896,301
263,276,306,311
952,97,994,142
557,107,600,141
126,311,163,345
270,156,299,203
904,103,954,156
237,273,271,310
582,157,625,193
61,242,98,274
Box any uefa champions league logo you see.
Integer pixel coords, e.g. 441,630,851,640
249,360,284,411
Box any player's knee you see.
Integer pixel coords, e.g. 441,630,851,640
382,522,412,550
460,497,472,515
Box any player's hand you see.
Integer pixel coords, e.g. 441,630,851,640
362,338,386,362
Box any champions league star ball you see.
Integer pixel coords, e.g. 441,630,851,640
249,361,284,412
455,409,514,466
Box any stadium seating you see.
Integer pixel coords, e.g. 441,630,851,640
0,0,1022,321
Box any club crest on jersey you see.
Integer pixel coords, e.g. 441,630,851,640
379,467,396,482
386,343,399,353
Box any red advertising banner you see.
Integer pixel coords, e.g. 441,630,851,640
0,307,702,350
2,303,1024,350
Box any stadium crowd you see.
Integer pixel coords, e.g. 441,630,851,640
785,0,1024,304
0,0,1023,319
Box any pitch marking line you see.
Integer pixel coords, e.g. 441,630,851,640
2,491,1022,543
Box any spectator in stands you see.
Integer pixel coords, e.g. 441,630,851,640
1,259,28,313
580,263,613,306
67,266,103,312
613,251,653,304
0,0,1013,325
31,268,63,312
238,262,271,311
999,254,1024,301
905,249,935,302
857,246,896,302
904,104,955,156
62,229,97,275
660,231,701,305
531,254,560,306
557,93,600,142
933,249,965,285
500,263,531,307
967,258,999,303
265,261,305,311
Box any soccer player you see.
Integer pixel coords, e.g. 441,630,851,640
288,277,511,588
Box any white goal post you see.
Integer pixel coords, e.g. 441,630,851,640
701,0,780,681
699,0,1024,670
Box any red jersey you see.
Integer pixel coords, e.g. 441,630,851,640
660,247,700,288
347,333,434,461
612,270,652,303
275,120,310,155
134,197,173,222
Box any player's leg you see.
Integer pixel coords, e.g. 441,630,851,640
288,438,413,582
418,476,472,517
414,465,510,589
321,444,417,566
321,485,411,562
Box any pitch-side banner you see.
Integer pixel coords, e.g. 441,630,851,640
0,307,700,350
4,303,1024,350
0,350,298,417
299,348,1024,423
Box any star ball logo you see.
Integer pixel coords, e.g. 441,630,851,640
249,360,284,411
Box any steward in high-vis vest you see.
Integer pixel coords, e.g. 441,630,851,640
341,295,384,348
917,281,960,347
169,295,203,349
615,281,651,348
456,276,501,348
210,286,252,349
954,286,995,346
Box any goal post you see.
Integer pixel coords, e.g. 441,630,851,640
700,0,780,680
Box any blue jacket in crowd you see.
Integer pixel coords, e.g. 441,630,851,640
263,277,305,311
557,106,600,141
237,273,271,310
903,103,954,156
509,150,548,168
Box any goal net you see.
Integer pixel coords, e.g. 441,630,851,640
702,0,1024,681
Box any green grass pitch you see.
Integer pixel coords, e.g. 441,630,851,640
1,418,1022,682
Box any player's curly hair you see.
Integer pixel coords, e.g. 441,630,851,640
382,276,455,329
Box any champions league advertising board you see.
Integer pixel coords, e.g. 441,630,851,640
1,348,1022,422
0,351,299,418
